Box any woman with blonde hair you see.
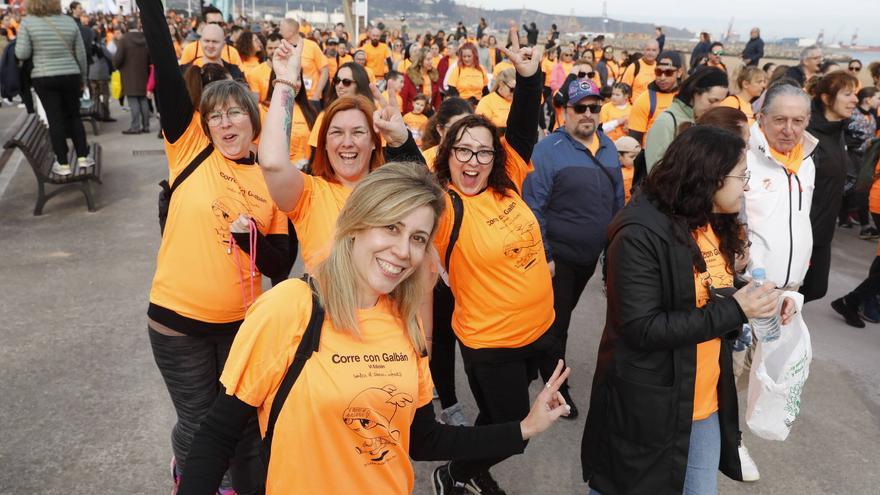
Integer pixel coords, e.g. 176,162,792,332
720,66,767,124
475,67,515,129
401,47,440,114
15,0,91,176
178,162,572,494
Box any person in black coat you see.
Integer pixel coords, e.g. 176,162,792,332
522,22,539,46
581,126,792,495
741,28,764,66
690,32,711,70
801,71,860,302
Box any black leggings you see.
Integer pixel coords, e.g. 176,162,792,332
430,281,459,410
148,326,264,494
31,74,89,164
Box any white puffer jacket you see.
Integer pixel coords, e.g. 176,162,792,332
743,121,818,288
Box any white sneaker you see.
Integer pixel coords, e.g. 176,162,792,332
77,156,95,169
739,444,760,481
52,161,72,176
439,403,468,426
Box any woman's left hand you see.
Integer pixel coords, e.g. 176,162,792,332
780,296,797,326
371,83,408,148
229,214,251,234
519,360,571,440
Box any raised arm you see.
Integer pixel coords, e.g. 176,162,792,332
500,40,543,163
258,40,306,212
136,0,193,142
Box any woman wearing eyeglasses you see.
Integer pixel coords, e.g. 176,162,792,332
549,48,575,93
582,125,789,495
426,43,562,495
138,0,290,491
596,46,621,88
645,67,730,172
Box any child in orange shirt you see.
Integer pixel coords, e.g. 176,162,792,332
403,94,430,146
600,82,632,141
614,135,640,204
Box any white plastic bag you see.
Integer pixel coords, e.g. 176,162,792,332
746,291,811,441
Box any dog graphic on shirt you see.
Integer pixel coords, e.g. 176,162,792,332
343,384,413,463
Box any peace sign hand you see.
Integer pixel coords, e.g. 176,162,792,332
370,83,408,148
519,360,572,440
272,39,303,81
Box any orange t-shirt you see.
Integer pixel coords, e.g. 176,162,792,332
240,55,261,73
541,57,555,87
869,157,880,217
622,165,634,204
363,41,392,78
720,95,755,124
178,41,243,66
620,59,657,103
422,145,439,170
299,38,329,100
692,224,732,421
599,102,632,141
403,111,428,145
308,111,325,149
256,103,311,165
381,90,403,108
628,89,676,139
246,62,272,102
149,116,287,323
475,91,511,128
221,279,433,495
287,174,351,272
770,143,805,174
447,66,488,101
432,140,555,349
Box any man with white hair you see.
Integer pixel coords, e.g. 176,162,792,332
619,38,660,102
280,18,329,107
735,81,817,482
784,45,823,88
741,27,764,67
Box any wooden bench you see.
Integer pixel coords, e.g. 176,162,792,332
4,113,102,215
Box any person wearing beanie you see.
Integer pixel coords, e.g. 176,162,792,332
645,66,730,172
614,135,641,203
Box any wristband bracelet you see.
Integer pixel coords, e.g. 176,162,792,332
272,79,298,94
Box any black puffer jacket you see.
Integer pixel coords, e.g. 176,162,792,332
806,99,851,246
581,194,744,494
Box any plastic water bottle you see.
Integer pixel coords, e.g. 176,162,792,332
750,268,780,343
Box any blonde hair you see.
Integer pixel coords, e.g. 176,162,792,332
491,68,516,92
26,0,62,16
735,66,766,91
313,162,446,355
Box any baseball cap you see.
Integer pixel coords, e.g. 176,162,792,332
656,51,683,68
563,78,601,106
614,136,641,154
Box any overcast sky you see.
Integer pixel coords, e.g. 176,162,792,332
458,0,879,45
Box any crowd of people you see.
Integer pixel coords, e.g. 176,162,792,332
5,0,880,493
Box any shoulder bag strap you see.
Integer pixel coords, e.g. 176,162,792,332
445,189,464,270
40,17,77,61
262,276,325,464
168,144,214,195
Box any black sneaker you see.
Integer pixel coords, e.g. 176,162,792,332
859,227,880,240
463,470,507,495
432,463,466,495
559,388,579,419
831,297,866,328
839,220,854,228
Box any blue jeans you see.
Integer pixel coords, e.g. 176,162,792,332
684,412,721,494
587,412,720,495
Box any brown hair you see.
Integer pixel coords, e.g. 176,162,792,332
198,80,261,141
433,114,517,197
311,96,384,182
184,63,231,109
695,106,748,135
26,0,62,16
812,70,859,109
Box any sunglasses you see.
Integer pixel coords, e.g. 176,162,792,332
654,68,678,77
569,103,601,114
849,66,862,71
333,77,355,87
711,51,724,56
578,71,597,79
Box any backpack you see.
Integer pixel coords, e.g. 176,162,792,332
158,144,214,235
261,277,325,465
